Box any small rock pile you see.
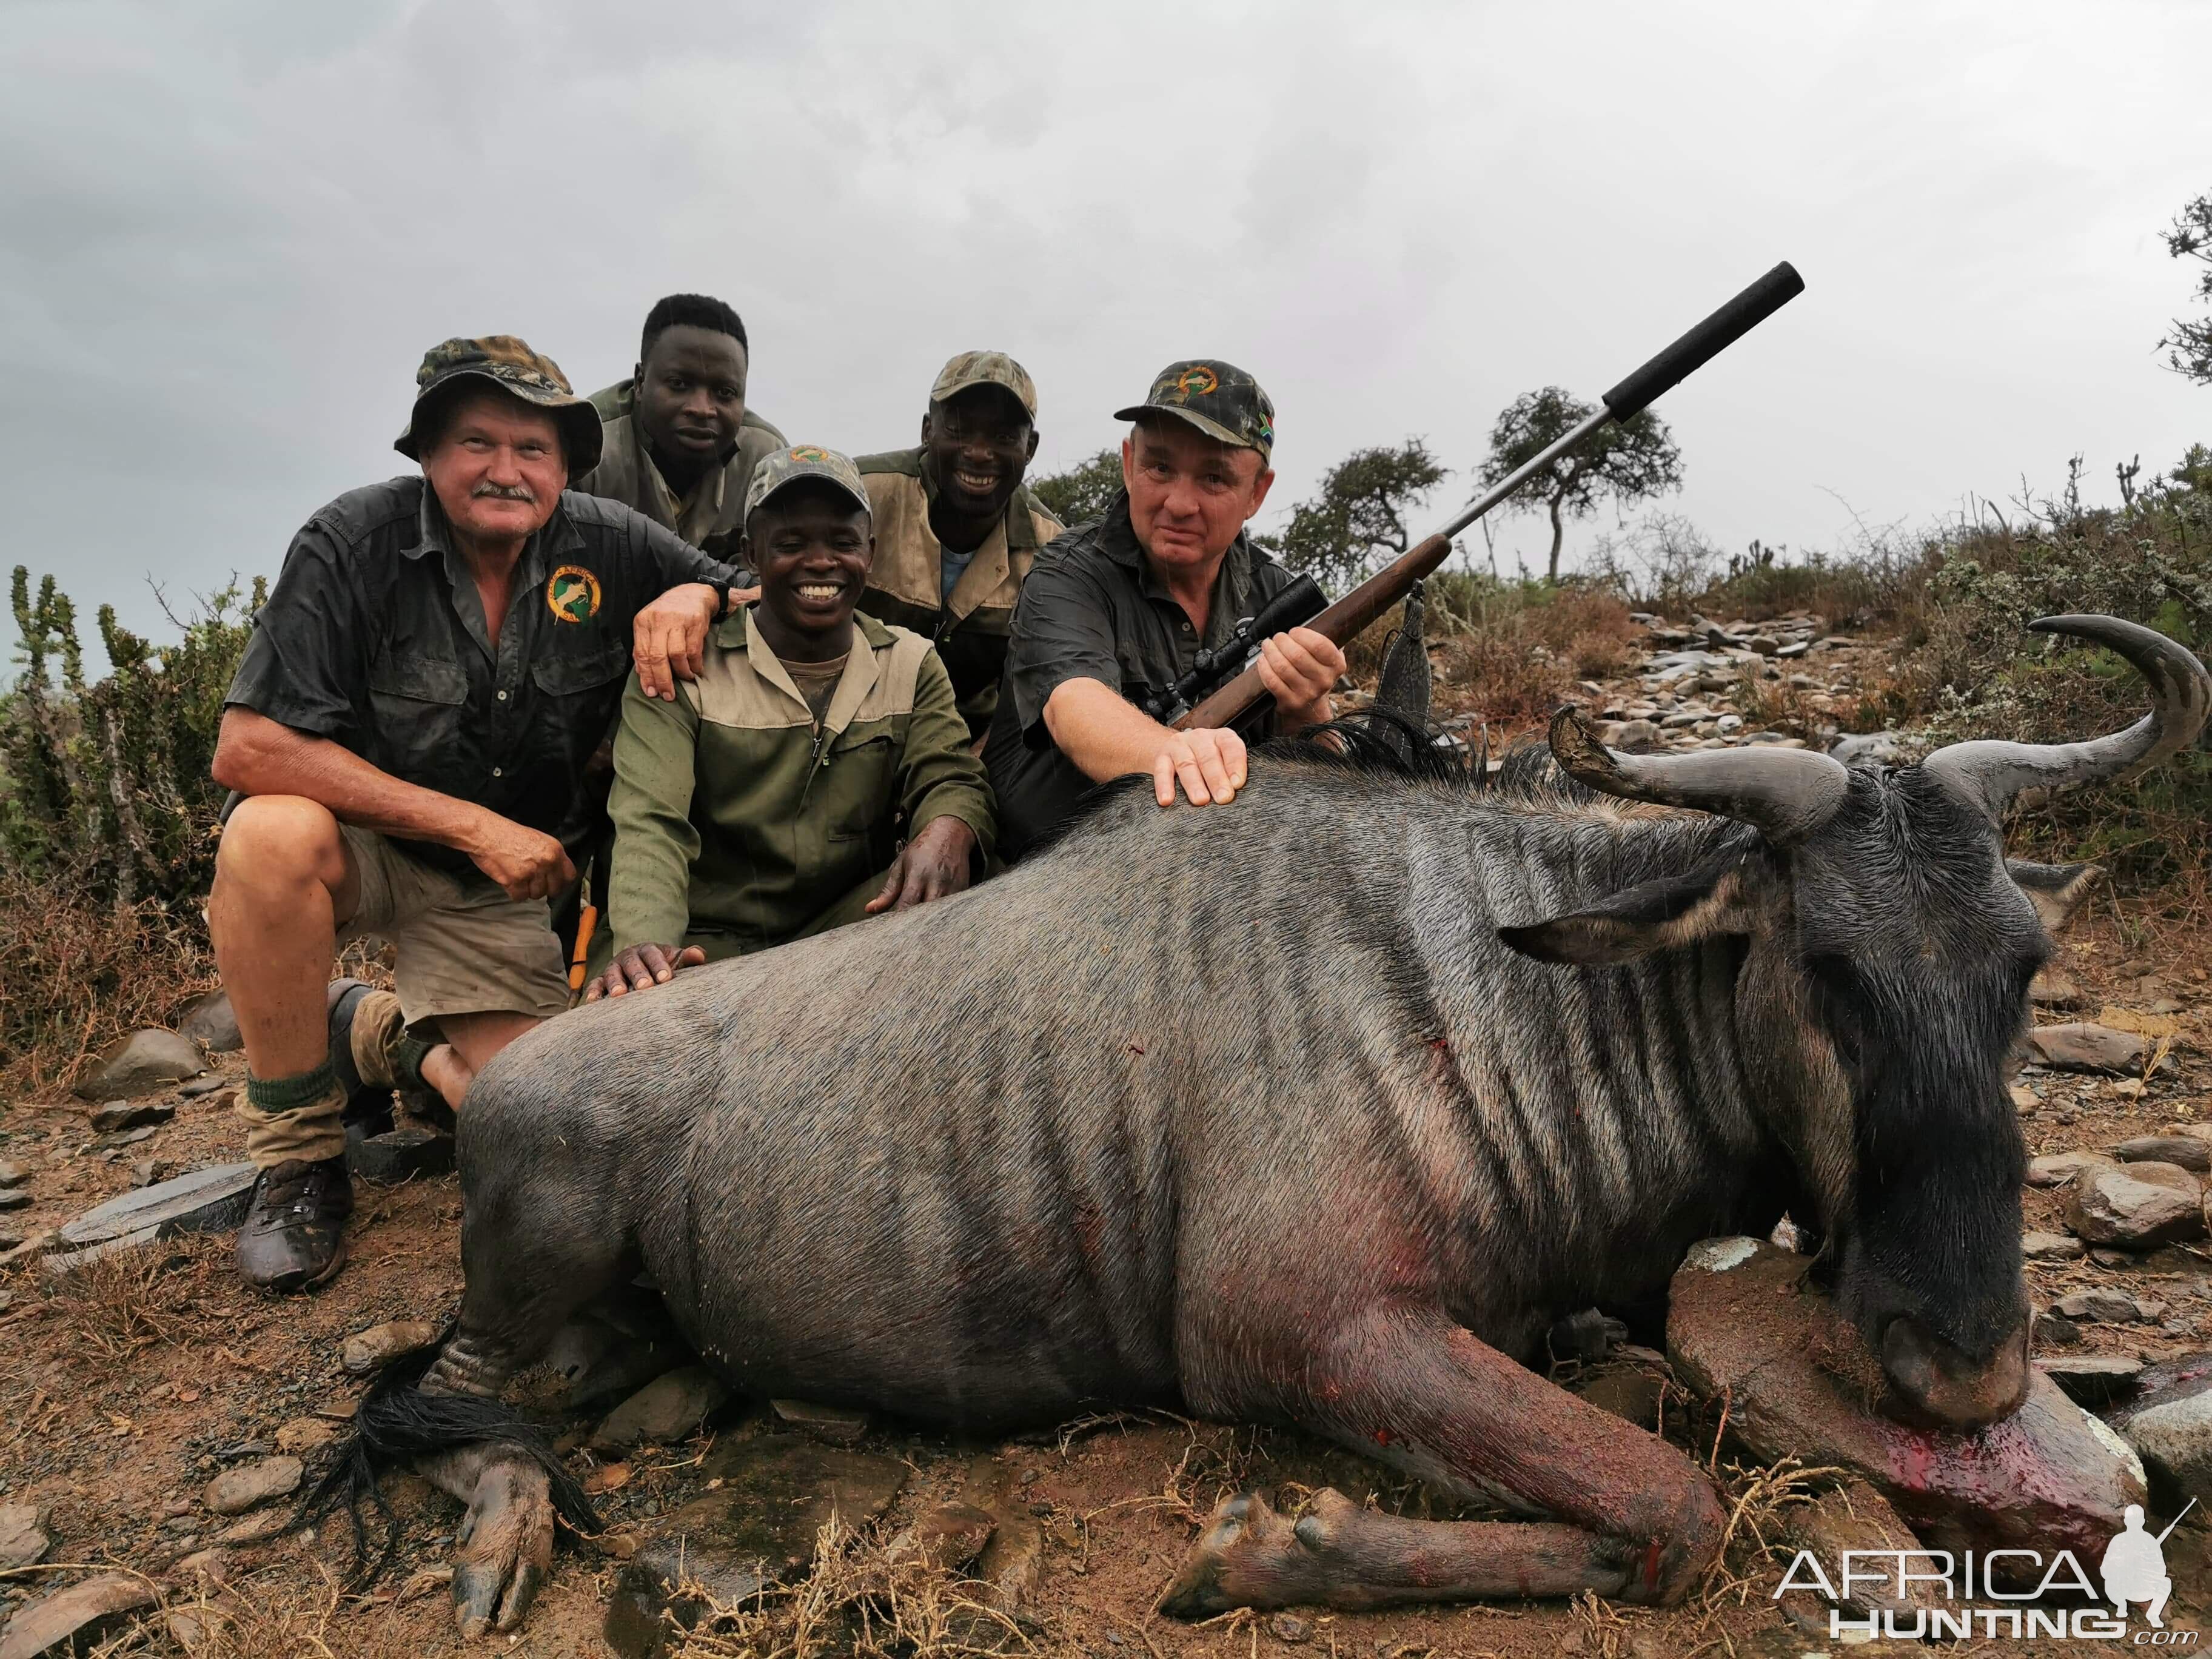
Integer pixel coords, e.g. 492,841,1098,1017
1591,611,1867,755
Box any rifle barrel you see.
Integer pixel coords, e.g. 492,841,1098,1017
1176,261,1803,733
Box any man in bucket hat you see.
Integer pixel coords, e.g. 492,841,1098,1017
985,359,1346,857
584,444,993,1000
853,350,1062,739
208,334,745,1293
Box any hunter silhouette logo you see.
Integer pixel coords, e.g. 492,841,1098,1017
546,565,601,625
1773,1498,2200,1641
1170,365,1220,401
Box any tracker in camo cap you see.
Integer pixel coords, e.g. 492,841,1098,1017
986,354,1342,857
209,328,742,1296
854,349,1062,739
745,444,874,518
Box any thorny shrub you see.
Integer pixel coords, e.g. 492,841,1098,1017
2,567,253,1093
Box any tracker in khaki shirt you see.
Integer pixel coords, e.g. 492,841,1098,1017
607,607,995,959
853,448,1062,738
575,379,788,563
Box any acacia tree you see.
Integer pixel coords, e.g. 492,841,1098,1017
1265,440,1448,588
1027,447,1124,526
1479,387,1682,583
2160,192,2212,384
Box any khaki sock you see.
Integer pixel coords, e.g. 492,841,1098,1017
346,990,437,1091
238,1061,348,1165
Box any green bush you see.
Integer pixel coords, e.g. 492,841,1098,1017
4,566,261,913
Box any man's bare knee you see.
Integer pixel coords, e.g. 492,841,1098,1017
215,796,350,899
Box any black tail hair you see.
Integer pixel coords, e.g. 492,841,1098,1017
297,1329,601,1589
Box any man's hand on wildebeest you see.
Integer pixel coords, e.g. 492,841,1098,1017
464,811,577,901
632,581,724,701
586,941,708,1001
1256,625,1346,729
1153,725,1248,808
865,816,978,914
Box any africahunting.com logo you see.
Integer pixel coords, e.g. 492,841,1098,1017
1775,1501,2197,1643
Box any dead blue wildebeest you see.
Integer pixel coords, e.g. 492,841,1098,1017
319,614,2208,1637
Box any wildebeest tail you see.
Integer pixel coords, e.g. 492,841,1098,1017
296,1328,600,1586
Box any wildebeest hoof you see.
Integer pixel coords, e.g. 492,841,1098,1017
451,1459,554,1637
1158,1487,1355,1617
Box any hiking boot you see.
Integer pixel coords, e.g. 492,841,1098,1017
235,1156,354,1292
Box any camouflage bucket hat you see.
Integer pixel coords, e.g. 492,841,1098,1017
394,335,604,475
1114,359,1274,464
930,350,1039,420
743,444,873,520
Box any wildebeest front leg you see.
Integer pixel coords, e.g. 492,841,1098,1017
407,1210,625,1637
1161,1306,1724,1616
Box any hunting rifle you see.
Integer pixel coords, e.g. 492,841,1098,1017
1173,260,1806,733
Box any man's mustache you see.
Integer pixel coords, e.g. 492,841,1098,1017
472,481,537,503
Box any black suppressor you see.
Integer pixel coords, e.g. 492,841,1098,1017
1142,574,1327,723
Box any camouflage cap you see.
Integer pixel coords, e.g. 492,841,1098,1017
743,444,873,521
1114,360,1275,464
393,334,603,475
930,350,1039,420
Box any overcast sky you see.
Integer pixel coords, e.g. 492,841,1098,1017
5,0,2209,662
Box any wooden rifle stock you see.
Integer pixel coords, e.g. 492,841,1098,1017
1173,260,1805,734
1175,530,1453,731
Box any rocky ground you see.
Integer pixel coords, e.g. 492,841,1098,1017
2,612,2210,1658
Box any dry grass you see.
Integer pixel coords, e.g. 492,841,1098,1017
49,1237,219,1358
0,860,215,1100
668,1515,1061,1659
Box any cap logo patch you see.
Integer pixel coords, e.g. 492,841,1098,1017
546,565,603,625
1171,366,1220,400
789,446,830,463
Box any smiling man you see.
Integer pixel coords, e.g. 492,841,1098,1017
853,351,1062,739
209,335,741,1293
574,293,786,564
984,360,1346,859
588,445,994,1000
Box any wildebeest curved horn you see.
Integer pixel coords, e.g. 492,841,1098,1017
1547,706,1849,842
1920,615,2212,819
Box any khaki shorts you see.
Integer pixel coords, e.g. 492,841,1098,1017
338,826,571,1027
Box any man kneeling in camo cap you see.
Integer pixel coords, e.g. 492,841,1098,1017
210,335,745,1293
587,444,994,1000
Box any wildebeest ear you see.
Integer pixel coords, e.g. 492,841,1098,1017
1500,860,1752,967
2006,859,2101,934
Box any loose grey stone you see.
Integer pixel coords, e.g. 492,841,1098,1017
0,1189,28,1213
177,1075,230,1099
2026,1150,2116,1188
605,1439,905,1659
0,1501,52,1569
0,1573,157,1659
2056,1288,2144,1324
2028,1023,2149,1076
87,1099,176,1135
2066,1162,2205,1248
72,1027,203,1102
177,990,243,1053
2116,1136,2212,1174
341,1319,440,1374
55,1162,255,1250
346,1125,455,1185
592,1364,731,1450
2022,1230,2084,1261
0,1159,25,1188
2108,1352,2212,1508
2037,1355,2144,1409
204,1455,302,1515
770,1398,871,1447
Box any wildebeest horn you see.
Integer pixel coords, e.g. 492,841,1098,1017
1548,706,1849,842
1920,615,2212,819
